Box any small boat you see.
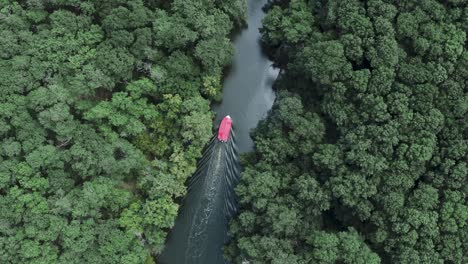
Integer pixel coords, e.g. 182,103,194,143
217,115,232,142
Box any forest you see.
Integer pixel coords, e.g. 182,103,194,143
227,0,467,263
0,0,467,263
0,0,245,263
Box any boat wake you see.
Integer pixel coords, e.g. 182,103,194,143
159,119,240,264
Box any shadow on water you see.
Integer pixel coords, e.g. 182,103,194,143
159,0,278,262
213,0,279,153
158,131,240,264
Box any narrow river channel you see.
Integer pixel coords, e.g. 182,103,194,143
213,0,279,153
159,0,278,263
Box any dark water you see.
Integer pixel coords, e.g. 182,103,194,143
158,135,240,264
158,0,278,263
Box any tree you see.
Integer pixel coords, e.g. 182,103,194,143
228,0,467,263
0,0,246,262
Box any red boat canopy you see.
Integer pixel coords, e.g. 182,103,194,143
217,115,232,142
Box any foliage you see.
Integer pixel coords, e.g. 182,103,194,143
0,0,245,262
228,0,467,263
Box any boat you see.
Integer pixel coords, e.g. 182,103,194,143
217,115,232,142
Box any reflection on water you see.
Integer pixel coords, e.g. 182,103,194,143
158,0,278,262
213,0,279,153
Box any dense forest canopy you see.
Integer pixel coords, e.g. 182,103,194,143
227,0,467,263
0,0,246,263
1,0,466,263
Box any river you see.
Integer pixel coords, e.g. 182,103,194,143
213,0,279,153
158,0,278,263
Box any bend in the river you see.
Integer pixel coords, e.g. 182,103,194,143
158,0,278,263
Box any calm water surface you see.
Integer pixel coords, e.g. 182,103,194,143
159,0,278,263
213,0,278,153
